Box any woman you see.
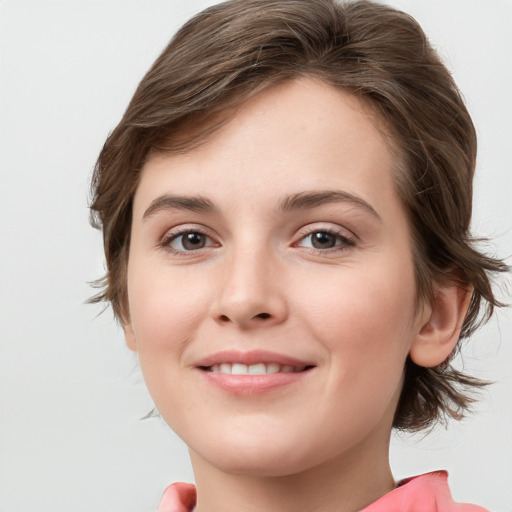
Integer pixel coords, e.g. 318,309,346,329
89,1,508,510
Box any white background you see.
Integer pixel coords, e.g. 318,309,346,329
0,1,511,511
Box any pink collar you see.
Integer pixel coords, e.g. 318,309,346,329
361,471,488,511
158,471,488,512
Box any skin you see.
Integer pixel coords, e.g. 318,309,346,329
124,78,469,512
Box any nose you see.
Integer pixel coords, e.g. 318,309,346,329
211,246,288,329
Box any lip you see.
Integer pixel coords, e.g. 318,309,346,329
194,349,314,368
194,350,315,396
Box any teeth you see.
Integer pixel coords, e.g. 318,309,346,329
248,363,266,375
232,363,248,375
207,363,306,375
267,363,280,374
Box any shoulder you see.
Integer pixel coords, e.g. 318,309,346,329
361,471,490,512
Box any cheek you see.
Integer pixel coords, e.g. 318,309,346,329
126,258,211,357
298,261,417,432
298,257,418,364
125,263,211,424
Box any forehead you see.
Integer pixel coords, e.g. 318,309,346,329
134,78,404,222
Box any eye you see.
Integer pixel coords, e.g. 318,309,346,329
303,231,339,249
296,229,356,251
162,230,217,253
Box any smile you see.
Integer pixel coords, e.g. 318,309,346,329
202,363,309,375
195,350,315,395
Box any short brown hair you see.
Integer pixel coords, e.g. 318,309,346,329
89,0,507,431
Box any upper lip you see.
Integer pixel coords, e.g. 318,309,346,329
194,350,315,368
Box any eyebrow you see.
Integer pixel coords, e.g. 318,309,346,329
143,194,219,220
142,190,381,221
278,190,381,221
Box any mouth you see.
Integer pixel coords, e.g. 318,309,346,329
195,350,316,395
199,363,314,375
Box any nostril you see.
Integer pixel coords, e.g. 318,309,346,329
217,312,272,323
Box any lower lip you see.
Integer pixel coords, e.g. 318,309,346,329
199,370,312,396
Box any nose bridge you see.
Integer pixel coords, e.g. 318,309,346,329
214,236,287,327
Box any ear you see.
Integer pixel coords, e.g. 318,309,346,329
410,283,472,368
123,323,138,352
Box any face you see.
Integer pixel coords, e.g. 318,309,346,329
124,78,427,477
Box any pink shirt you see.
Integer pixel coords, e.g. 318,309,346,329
157,471,489,512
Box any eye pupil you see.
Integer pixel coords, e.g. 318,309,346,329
182,232,205,250
312,232,336,249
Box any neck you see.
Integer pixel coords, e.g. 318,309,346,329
190,438,395,512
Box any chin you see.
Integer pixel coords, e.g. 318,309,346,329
190,431,315,478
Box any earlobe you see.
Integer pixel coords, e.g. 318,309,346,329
410,283,472,368
123,323,138,352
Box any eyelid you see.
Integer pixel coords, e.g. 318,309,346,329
293,224,357,252
159,224,220,255
157,222,356,256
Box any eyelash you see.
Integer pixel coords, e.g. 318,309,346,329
294,227,356,254
159,226,357,256
160,227,217,255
